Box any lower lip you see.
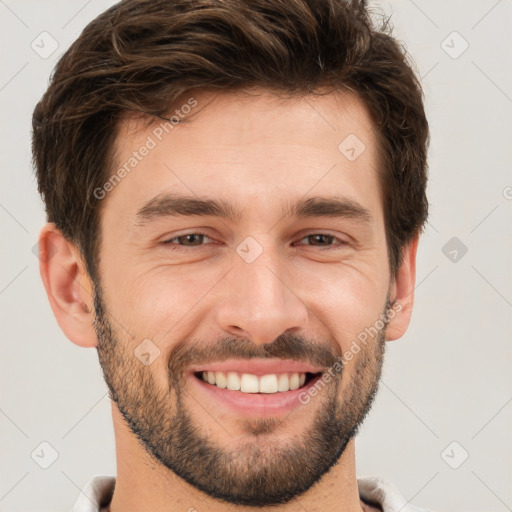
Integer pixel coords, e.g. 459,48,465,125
188,373,322,416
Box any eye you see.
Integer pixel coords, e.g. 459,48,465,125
161,233,213,248
294,233,348,249
160,232,349,251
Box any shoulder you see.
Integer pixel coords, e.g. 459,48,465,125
358,476,435,512
71,475,115,512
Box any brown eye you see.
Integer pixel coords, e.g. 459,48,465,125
295,234,347,249
304,234,335,246
162,233,212,247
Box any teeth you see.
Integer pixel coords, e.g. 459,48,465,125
240,373,259,393
215,371,227,389
200,371,310,393
259,374,278,393
226,371,241,391
277,373,289,392
289,373,300,390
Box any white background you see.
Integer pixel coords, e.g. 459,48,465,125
0,1,511,510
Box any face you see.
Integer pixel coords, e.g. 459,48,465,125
93,88,394,506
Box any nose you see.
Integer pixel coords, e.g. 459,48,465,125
213,242,309,345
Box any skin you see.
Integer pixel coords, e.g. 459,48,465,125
39,87,418,512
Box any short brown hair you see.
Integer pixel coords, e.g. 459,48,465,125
32,0,429,283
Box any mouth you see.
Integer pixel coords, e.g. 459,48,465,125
193,370,320,393
187,359,326,416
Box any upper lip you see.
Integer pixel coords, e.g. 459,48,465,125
189,358,324,376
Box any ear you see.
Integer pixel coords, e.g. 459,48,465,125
385,235,419,341
38,223,98,348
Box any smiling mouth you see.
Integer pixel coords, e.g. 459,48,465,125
194,371,321,394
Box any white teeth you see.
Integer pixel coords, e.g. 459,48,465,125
200,371,310,393
259,374,278,393
277,373,289,392
240,374,259,393
226,371,241,391
215,371,227,389
289,373,300,390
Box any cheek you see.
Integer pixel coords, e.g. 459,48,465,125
296,263,388,350
123,265,224,334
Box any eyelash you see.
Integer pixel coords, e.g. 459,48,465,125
161,232,349,251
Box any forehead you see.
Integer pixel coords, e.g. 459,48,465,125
106,87,382,224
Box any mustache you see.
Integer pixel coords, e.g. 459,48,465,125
168,332,343,378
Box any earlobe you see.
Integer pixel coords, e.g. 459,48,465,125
385,235,419,341
38,223,98,348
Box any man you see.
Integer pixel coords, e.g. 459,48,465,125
32,0,431,510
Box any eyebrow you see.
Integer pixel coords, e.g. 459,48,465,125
134,193,373,226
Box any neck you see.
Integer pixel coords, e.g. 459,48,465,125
108,405,366,512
